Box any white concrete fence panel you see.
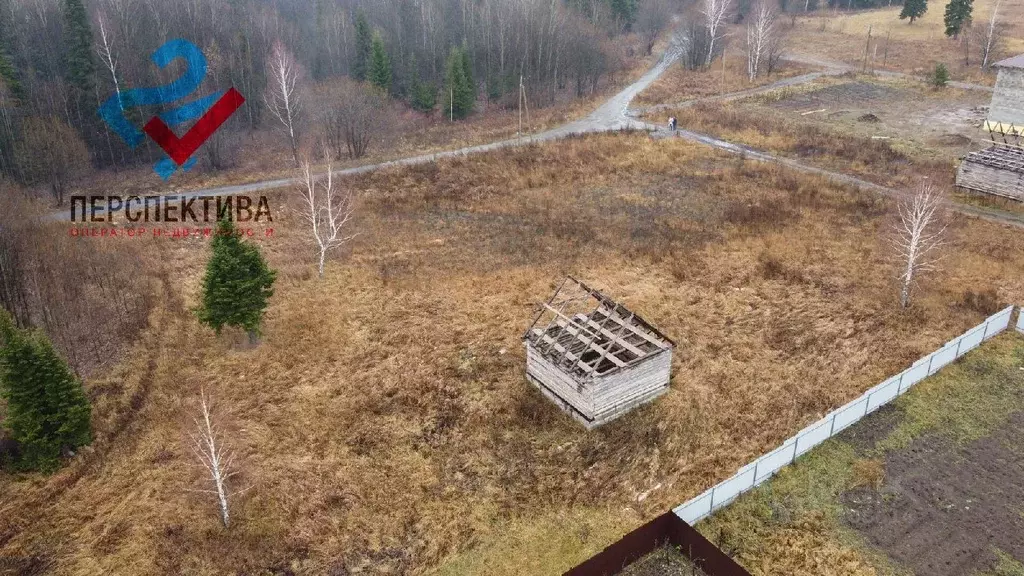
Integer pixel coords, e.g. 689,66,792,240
673,305,1016,525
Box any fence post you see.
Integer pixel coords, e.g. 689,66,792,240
982,319,992,340
954,335,963,357
926,353,935,375
865,390,873,413
828,413,837,437
752,459,760,484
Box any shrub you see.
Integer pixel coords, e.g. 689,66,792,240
930,63,950,88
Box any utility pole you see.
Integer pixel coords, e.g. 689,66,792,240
450,88,454,122
518,74,523,138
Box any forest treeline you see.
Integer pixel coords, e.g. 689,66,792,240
0,0,674,197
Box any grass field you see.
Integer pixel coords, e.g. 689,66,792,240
783,0,1024,83
648,74,989,190
697,332,1024,576
5,133,1024,574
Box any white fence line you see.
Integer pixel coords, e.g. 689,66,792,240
673,304,1016,525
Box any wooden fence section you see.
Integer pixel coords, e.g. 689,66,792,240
563,511,752,576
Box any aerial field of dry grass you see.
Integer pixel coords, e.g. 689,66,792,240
785,0,1024,83
4,134,1024,575
648,74,989,190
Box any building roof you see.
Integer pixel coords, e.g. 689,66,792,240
993,54,1024,69
523,276,674,378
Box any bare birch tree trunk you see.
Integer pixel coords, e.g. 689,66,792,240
189,392,240,528
891,185,948,308
299,149,357,278
265,40,301,167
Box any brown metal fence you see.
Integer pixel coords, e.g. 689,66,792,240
562,511,752,576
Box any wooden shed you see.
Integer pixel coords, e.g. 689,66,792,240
522,277,675,429
956,54,1024,199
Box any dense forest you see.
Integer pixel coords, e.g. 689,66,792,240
0,0,677,193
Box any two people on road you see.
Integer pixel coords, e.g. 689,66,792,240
668,116,677,132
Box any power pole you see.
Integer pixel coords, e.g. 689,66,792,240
518,74,523,138
450,87,454,122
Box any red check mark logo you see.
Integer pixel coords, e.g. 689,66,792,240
143,87,245,166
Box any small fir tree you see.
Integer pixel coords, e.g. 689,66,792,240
368,31,391,93
0,310,91,472
930,62,950,87
900,0,928,23
196,218,277,344
943,0,972,37
352,10,372,81
443,47,474,120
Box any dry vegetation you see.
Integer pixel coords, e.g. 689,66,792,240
4,134,1024,575
633,53,814,106
649,92,958,189
783,0,1024,83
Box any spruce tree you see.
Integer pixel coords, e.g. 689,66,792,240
460,44,475,100
943,0,972,37
0,5,23,101
61,0,95,104
899,0,927,23
352,10,372,81
196,218,277,344
443,47,474,120
368,31,391,93
0,310,91,472
408,56,436,113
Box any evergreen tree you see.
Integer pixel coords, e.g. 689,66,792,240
0,310,91,472
0,5,23,101
609,0,639,30
943,0,972,37
411,79,436,113
408,55,436,113
368,31,391,93
899,0,927,23
460,44,475,99
352,10,372,81
196,218,277,343
442,47,474,120
61,0,95,103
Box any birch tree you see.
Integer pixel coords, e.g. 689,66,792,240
980,0,1001,68
298,150,357,277
188,391,241,528
746,0,777,81
891,185,948,308
95,15,122,110
703,0,732,68
265,40,301,166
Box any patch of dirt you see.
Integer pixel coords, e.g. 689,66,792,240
771,81,907,111
835,403,904,454
857,113,881,123
619,545,708,575
840,412,1024,576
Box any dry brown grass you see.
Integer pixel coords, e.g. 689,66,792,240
780,0,1024,84
633,54,814,106
650,99,954,189
4,134,1024,575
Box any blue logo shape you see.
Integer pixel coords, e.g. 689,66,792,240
98,39,224,180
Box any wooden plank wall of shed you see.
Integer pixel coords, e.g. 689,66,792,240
957,159,1024,200
526,343,595,419
591,350,673,424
